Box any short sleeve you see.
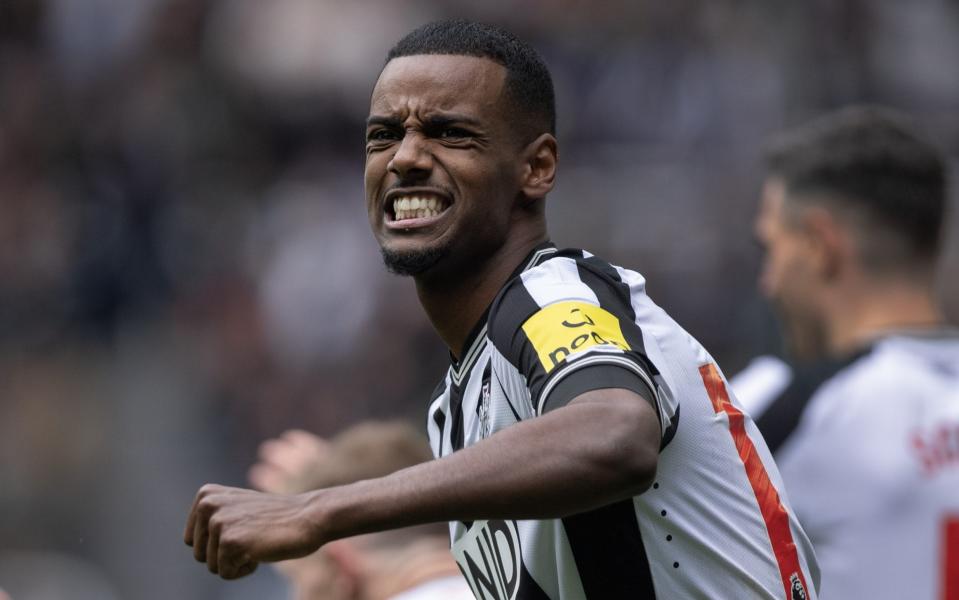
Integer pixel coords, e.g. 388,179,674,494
488,256,663,428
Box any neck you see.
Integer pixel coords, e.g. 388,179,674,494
826,278,944,356
415,230,547,359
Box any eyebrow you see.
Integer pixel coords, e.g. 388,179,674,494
365,113,484,129
366,115,403,129
423,114,483,129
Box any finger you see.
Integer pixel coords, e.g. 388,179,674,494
224,561,258,580
238,561,258,578
206,519,220,574
219,546,257,581
257,438,289,464
247,464,270,490
248,464,286,493
284,429,329,453
255,445,311,490
219,550,239,580
287,430,331,464
184,489,201,545
193,503,210,562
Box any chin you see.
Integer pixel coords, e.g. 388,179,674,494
380,244,449,276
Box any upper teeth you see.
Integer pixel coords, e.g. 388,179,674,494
392,195,449,221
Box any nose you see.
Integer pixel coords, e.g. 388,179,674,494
388,132,432,180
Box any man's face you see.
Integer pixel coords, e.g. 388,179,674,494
755,178,829,360
365,54,524,276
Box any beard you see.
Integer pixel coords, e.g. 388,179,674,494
380,243,450,277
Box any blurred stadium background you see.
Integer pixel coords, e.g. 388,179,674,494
0,0,957,598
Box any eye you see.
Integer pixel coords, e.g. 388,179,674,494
439,126,472,140
368,128,400,142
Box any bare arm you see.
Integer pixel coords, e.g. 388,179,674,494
185,387,660,578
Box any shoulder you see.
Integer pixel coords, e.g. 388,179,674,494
793,343,946,463
488,249,629,343
810,346,912,413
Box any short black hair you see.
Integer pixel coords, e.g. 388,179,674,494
764,106,948,271
386,19,556,141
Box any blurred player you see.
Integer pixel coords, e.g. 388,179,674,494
185,19,819,598
248,422,472,600
736,106,959,599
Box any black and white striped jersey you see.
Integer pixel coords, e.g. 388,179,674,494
427,244,820,600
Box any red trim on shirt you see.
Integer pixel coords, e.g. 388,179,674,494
699,363,811,600
944,516,959,600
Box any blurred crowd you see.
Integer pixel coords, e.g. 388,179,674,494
1,0,957,598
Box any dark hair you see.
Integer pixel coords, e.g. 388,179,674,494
764,106,947,270
386,19,556,140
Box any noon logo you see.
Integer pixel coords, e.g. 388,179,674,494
453,520,522,600
522,301,630,372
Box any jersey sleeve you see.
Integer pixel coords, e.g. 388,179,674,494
488,256,665,431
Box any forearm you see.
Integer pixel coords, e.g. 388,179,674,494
309,389,660,543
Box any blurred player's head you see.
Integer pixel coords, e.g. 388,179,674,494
756,106,948,359
365,20,557,278
252,422,451,600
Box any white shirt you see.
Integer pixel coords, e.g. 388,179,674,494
388,576,476,600
734,333,959,600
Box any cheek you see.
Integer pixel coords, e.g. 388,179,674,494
364,158,389,212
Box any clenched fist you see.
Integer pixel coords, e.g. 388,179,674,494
184,483,323,579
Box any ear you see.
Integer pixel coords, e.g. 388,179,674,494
801,206,852,282
519,133,558,202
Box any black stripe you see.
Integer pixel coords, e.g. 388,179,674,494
488,274,542,361
515,560,552,600
488,274,551,405
428,379,448,457
573,258,661,398
755,350,868,454
562,500,656,598
660,404,680,450
542,363,656,413
576,258,654,369
449,378,466,452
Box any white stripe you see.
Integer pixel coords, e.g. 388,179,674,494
520,256,599,309
537,353,658,416
523,247,558,272
451,334,488,386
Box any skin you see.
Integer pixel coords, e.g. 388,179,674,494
755,176,944,361
365,55,555,356
185,53,661,580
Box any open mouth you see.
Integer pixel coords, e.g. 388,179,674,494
385,191,452,225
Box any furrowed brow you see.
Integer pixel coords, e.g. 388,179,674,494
366,115,403,129
423,114,483,129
